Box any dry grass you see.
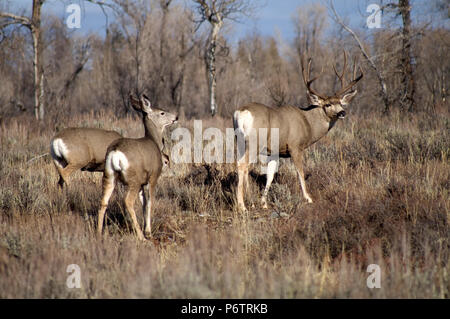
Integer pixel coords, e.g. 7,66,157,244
0,108,448,298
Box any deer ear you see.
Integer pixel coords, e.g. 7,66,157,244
307,92,323,106
340,90,357,105
140,94,152,113
129,94,141,112
162,153,170,168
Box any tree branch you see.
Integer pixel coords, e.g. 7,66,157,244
329,0,391,112
0,12,32,28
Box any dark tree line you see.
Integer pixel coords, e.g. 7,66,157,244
0,0,448,121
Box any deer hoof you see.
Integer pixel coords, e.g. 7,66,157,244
238,204,248,213
144,230,152,239
135,232,146,241
261,197,269,209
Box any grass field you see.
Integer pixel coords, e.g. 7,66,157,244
0,107,448,298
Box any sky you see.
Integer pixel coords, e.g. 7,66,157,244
3,0,444,42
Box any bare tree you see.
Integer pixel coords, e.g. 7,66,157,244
416,28,448,110
330,0,420,112
154,0,197,119
0,0,116,120
159,0,173,59
0,0,45,120
111,0,149,97
398,0,416,112
193,0,255,116
292,4,328,57
329,1,391,113
57,38,91,108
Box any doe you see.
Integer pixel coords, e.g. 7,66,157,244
97,94,177,240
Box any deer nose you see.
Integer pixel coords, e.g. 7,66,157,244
337,111,346,118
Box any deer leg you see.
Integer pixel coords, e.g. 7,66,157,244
145,180,156,238
55,162,83,189
261,158,278,209
139,190,144,206
237,148,249,212
54,162,68,189
97,172,116,236
52,159,67,189
291,151,313,203
57,174,65,189
243,158,249,192
143,181,156,239
124,185,145,241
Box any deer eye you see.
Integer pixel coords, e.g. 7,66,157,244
160,112,165,115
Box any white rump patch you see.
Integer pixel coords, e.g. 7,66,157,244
106,150,129,175
234,110,254,137
50,138,69,160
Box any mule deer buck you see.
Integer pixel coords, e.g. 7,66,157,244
97,94,177,240
233,53,363,212
50,128,122,188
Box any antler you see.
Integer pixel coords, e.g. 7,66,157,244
333,50,347,89
129,91,140,109
335,54,363,97
301,55,326,99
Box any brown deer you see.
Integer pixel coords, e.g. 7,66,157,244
233,53,363,212
50,128,122,188
97,94,177,240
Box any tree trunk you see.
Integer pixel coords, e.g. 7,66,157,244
207,41,217,117
160,1,170,59
330,3,392,114
379,75,391,114
158,1,170,91
176,33,187,122
399,0,416,112
32,0,44,120
206,22,221,117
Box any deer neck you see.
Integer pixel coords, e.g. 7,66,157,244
304,106,336,142
143,117,164,151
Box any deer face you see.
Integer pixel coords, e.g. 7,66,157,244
302,52,363,121
147,106,178,129
323,98,347,119
308,90,358,120
130,94,178,129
